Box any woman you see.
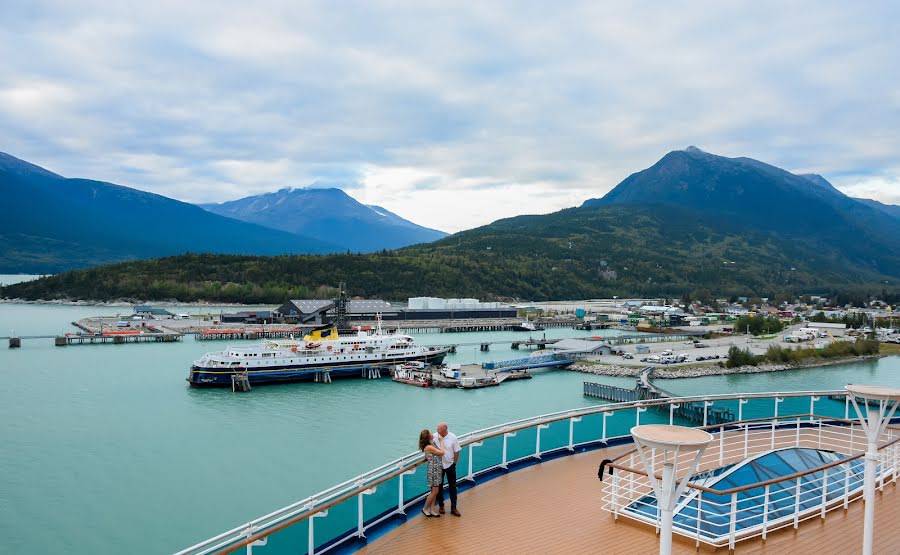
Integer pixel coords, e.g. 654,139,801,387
419,428,445,517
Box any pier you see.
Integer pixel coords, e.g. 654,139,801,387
583,368,735,425
56,332,183,345
511,338,560,349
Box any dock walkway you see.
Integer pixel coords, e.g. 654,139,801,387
583,368,735,425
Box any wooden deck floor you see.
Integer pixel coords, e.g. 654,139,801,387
356,445,900,555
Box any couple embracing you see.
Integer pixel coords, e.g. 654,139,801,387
418,422,462,518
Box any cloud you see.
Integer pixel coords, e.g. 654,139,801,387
1,1,899,232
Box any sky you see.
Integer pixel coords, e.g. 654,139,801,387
2,1,899,233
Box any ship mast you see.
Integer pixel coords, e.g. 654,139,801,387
334,281,348,330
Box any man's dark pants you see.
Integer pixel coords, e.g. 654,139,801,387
436,463,458,509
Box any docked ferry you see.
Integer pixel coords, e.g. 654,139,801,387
188,324,449,387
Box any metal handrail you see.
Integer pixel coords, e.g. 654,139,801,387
607,416,898,495
602,418,899,549
175,389,850,555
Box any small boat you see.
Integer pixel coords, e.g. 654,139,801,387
510,321,545,332
392,363,431,387
458,375,504,389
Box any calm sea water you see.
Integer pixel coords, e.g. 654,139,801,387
0,299,898,554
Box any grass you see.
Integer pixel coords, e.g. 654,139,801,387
880,342,900,355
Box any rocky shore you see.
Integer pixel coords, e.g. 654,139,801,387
568,354,884,379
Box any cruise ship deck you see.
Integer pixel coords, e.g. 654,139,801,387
356,442,900,554
177,388,900,555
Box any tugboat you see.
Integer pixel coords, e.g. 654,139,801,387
391,362,432,387
188,317,449,387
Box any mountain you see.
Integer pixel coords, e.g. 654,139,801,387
5,147,899,303
583,146,900,277
855,197,900,220
0,152,337,273
199,187,447,252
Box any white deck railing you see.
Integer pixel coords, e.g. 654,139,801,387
175,390,865,555
602,416,900,549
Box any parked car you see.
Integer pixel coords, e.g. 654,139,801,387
622,353,634,359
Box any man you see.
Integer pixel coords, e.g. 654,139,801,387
434,421,462,516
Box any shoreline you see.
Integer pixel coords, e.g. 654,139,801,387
568,354,886,379
0,298,270,308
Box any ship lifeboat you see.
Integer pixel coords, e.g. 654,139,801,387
305,342,321,349
326,345,333,351
291,346,298,352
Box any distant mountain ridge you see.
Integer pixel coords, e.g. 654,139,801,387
582,146,900,276
199,187,447,252
0,152,338,273
6,147,899,303
855,197,900,220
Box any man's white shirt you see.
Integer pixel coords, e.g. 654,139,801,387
435,432,461,469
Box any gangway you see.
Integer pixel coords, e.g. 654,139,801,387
583,368,735,425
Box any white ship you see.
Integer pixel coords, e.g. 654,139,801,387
188,322,448,387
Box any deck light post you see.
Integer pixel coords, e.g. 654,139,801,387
845,384,900,555
631,424,714,555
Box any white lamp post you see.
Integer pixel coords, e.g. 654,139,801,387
631,424,714,555
845,384,900,555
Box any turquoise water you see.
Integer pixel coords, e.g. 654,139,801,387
0,303,898,554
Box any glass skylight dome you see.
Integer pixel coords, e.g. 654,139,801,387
625,447,867,541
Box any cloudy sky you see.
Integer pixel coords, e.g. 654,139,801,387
2,1,899,232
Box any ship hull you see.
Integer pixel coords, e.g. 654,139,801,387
188,350,448,387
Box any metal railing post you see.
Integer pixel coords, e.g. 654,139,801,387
669,403,678,425
601,411,613,443
844,460,851,510
771,419,776,450
821,467,829,519
635,406,646,427
397,466,416,514
465,441,482,481
738,397,748,422
567,416,581,451
718,426,725,466
612,469,619,521
774,396,784,418
793,477,801,529
703,400,713,427
245,524,267,555
501,431,517,469
810,396,820,422
357,486,377,538
761,485,770,540
695,492,703,547
308,509,328,555
744,423,749,458
728,492,737,551
534,423,549,459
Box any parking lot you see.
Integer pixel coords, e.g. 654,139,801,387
588,324,838,367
